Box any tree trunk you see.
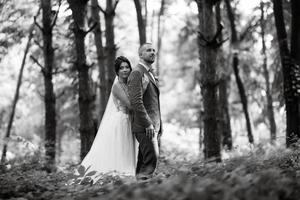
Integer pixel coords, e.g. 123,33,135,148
0,110,5,130
260,1,276,143
233,54,253,143
196,0,221,161
68,0,96,160
57,133,62,164
272,0,299,147
290,0,300,64
216,1,232,150
133,0,146,45
104,0,117,99
1,23,36,164
224,0,254,144
219,77,232,149
41,0,57,168
155,0,165,78
290,0,300,139
90,0,107,123
144,0,148,28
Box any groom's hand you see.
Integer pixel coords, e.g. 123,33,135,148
145,124,155,139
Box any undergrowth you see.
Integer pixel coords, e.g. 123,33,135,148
1,144,300,200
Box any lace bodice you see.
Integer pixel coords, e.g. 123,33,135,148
112,82,130,114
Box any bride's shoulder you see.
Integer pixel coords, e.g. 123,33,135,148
112,82,119,92
112,81,121,89
112,81,124,95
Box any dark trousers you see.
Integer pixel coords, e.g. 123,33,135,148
134,132,159,178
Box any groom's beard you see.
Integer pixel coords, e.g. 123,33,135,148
145,59,155,64
143,55,155,64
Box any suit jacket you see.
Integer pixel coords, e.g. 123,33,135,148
128,64,162,133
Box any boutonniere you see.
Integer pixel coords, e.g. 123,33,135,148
142,74,150,92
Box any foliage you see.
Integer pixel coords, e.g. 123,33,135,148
67,165,97,185
1,145,300,199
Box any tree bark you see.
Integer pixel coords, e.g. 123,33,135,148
41,0,57,168
155,0,165,78
0,22,36,164
219,77,232,149
133,0,146,45
104,0,117,99
233,54,253,143
90,0,107,123
0,110,5,131
273,0,300,147
68,0,96,160
224,0,254,144
216,1,232,150
290,0,300,64
196,0,221,161
260,1,276,143
290,0,300,139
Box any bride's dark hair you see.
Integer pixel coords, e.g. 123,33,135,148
115,56,132,76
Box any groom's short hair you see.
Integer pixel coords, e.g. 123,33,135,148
138,42,153,57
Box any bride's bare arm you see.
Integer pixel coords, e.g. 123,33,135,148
112,83,131,109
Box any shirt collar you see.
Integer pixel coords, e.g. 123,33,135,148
139,62,152,72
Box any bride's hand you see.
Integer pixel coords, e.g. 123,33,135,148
145,124,155,139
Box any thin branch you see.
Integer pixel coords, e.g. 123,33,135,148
52,68,68,75
89,62,95,69
53,46,59,51
30,55,45,74
239,17,260,42
85,22,97,35
211,23,223,43
198,30,209,43
50,0,62,28
113,0,119,11
34,16,44,32
219,37,229,45
97,5,106,15
72,21,86,34
34,39,43,50
214,37,229,48
56,89,65,99
36,88,45,99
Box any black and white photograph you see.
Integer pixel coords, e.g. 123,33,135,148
1,0,300,199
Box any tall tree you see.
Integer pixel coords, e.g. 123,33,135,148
40,0,59,168
196,0,222,161
260,1,276,143
155,0,165,78
0,11,39,163
216,1,232,150
133,0,146,45
290,0,300,66
224,0,254,144
68,0,96,160
99,0,119,100
90,0,107,122
290,0,300,136
272,0,300,146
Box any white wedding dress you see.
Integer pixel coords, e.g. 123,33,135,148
80,80,137,182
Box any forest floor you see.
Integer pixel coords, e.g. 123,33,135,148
1,144,300,200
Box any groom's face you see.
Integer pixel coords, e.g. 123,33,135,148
140,44,156,64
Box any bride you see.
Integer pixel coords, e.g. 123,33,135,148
79,56,137,182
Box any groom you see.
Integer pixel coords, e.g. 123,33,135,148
128,43,162,180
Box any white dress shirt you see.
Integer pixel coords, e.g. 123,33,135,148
139,62,155,81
